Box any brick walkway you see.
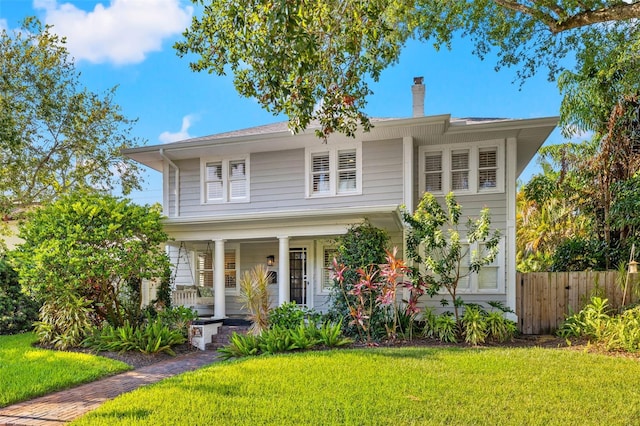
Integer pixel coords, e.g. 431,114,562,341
0,350,221,426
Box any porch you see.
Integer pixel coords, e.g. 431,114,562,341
164,207,404,318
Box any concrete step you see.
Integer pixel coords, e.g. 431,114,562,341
207,324,251,350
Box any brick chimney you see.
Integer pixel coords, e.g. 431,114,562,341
412,76,425,117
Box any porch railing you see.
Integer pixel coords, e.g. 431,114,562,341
172,288,198,307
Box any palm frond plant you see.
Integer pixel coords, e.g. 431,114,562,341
239,265,271,335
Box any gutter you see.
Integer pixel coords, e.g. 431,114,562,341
159,148,180,217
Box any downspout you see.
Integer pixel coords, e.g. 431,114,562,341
159,148,180,217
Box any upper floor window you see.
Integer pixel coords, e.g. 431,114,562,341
201,156,249,203
306,143,362,197
419,141,504,195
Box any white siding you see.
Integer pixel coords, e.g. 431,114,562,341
172,139,404,218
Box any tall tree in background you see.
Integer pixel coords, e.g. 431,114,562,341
0,17,143,216
176,0,640,137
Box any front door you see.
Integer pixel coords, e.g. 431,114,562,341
290,248,308,305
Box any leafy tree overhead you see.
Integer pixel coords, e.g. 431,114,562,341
0,17,143,216
176,0,639,137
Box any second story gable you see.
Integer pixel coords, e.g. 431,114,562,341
124,113,557,221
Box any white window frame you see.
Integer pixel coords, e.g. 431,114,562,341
200,156,250,204
305,142,362,198
418,140,504,196
418,238,505,295
455,239,505,294
194,250,214,289
317,243,338,295
192,244,240,295
224,245,240,295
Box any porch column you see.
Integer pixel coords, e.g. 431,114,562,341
214,239,226,318
505,137,518,321
278,236,290,305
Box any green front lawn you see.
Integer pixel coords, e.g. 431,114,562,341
0,333,130,407
74,347,640,425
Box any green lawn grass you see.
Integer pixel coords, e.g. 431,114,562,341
74,346,640,425
0,333,130,407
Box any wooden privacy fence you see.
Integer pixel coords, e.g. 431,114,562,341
516,271,639,335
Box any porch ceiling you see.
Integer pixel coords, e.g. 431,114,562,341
162,205,404,242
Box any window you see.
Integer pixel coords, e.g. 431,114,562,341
457,240,503,293
419,141,504,195
194,246,239,293
451,149,469,191
306,143,362,197
338,149,357,192
424,152,442,192
312,152,331,194
418,239,504,294
478,148,498,190
196,251,213,288
224,250,237,291
320,247,338,293
201,157,249,203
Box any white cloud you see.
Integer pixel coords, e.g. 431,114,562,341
34,0,193,65
0,18,7,32
159,114,196,143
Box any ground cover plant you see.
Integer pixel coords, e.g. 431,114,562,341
73,346,640,425
558,296,640,352
0,333,129,407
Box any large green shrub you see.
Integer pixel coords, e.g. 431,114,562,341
326,221,390,340
0,257,39,334
12,192,170,348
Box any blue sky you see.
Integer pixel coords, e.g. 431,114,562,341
0,0,567,205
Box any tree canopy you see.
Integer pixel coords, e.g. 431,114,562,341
0,17,144,215
176,0,640,137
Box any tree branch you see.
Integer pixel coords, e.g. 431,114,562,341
494,1,640,33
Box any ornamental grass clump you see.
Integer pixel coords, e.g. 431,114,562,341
239,265,271,335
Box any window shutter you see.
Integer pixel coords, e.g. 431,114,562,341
337,149,357,192
206,162,223,200
229,160,247,198
424,153,442,192
312,152,331,193
478,147,497,189
451,150,469,190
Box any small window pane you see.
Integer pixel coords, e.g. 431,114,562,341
312,153,330,172
479,149,497,168
229,160,245,178
478,267,498,290
338,150,356,170
224,251,236,289
479,169,497,189
338,170,357,192
451,171,468,190
207,181,223,200
313,172,330,193
425,174,442,192
206,162,222,181
322,248,338,291
451,151,469,170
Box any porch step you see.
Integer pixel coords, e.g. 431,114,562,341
206,324,251,350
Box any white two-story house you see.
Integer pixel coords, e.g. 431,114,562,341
124,78,557,319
